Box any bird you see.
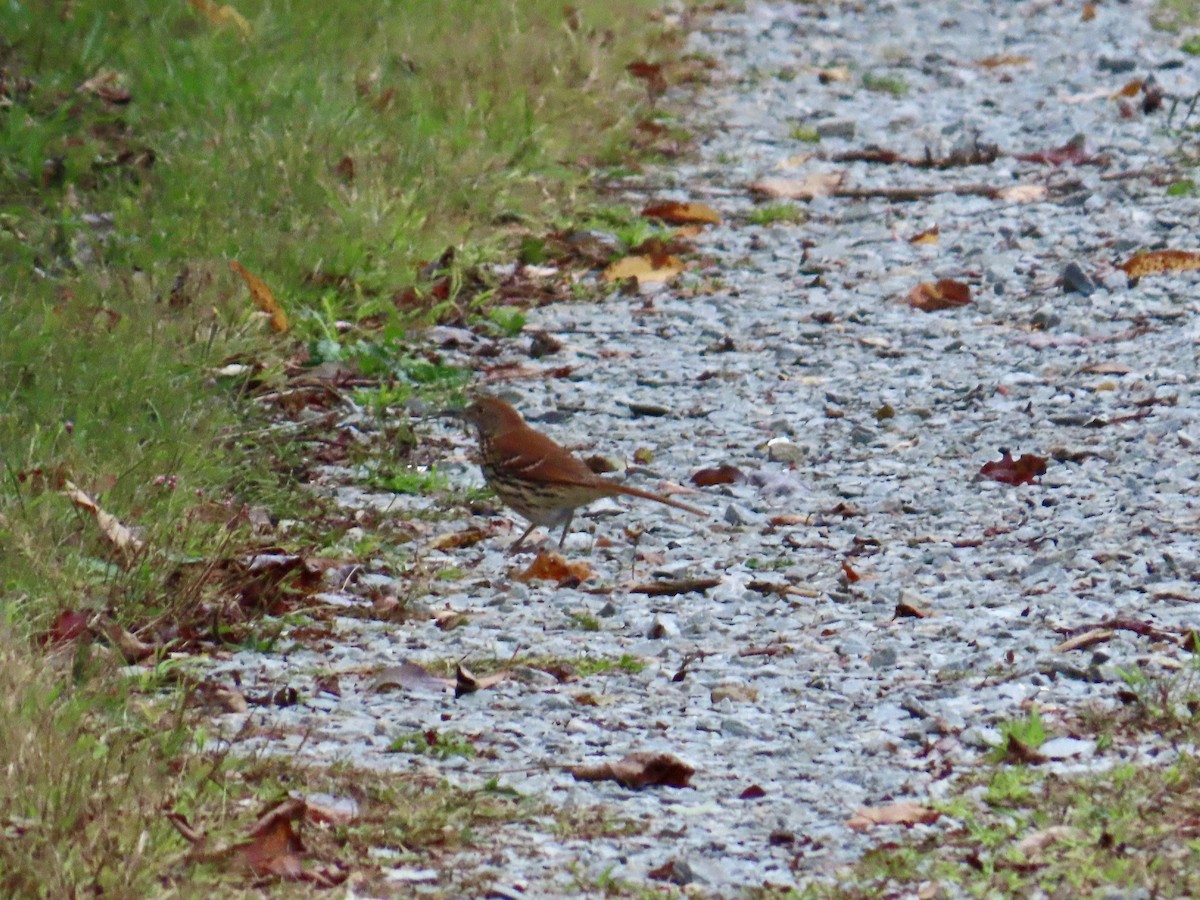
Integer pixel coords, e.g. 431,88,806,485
460,393,705,553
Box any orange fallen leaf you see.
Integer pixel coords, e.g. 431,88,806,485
1118,249,1200,281
601,253,684,285
749,172,844,200
979,451,1047,486
690,465,744,486
230,261,288,332
426,526,489,550
1081,2,1097,21
187,0,251,37
848,801,940,831
909,224,940,245
906,279,971,312
641,200,721,226
674,223,706,239
515,550,594,584
1113,79,1143,98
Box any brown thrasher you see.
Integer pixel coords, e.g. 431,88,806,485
461,393,705,552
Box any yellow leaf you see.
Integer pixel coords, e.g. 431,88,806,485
187,0,251,38
640,200,721,226
230,261,288,332
909,224,940,245
601,253,684,285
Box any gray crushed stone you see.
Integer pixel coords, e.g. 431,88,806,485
204,1,1200,894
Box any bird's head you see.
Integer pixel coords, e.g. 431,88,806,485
461,392,524,439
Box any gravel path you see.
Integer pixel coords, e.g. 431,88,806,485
211,1,1200,894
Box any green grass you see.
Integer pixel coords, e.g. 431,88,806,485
746,202,807,226
824,664,1200,898
862,72,908,96
0,0,674,891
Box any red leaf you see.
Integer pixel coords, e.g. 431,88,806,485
980,451,1047,485
690,464,744,486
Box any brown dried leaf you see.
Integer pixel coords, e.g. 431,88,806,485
895,599,931,619
1118,249,1200,280
1114,79,1143,99
628,576,721,596
909,224,940,245
230,261,288,332
368,662,454,694
63,481,145,559
515,550,594,584
569,751,694,789
1081,2,1096,21
690,464,744,486
906,279,971,312
1054,628,1114,653
235,799,306,880
641,200,721,226
979,451,1047,486
455,663,510,696
847,801,940,831
98,618,156,662
749,172,844,200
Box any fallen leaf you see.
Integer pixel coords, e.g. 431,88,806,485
1081,361,1133,375
98,618,156,662
817,66,851,83
841,561,861,583
63,481,146,559
909,224,940,245
740,784,767,799
995,184,1048,202
894,599,930,619
749,171,844,200
426,527,489,550
690,464,744,486
1053,628,1114,653
77,69,132,104
300,793,359,826
1015,135,1103,166
601,253,684,285
569,751,694,789
768,513,810,526
979,451,1047,486
1113,79,1143,99
187,0,252,37
626,60,667,94
39,609,91,649
230,261,288,332
1081,2,1096,21
1017,825,1082,856
906,279,971,312
847,801,940,831
515,550,594,585
368,662,454,694
455,662,510,697
1118,249,1200,281
1002,735,1048,764
236,800,306,879
628,576,721,596
976,54,1032,68
641,200,721,225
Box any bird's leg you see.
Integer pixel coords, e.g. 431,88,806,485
508,521,539,555
556,511,575,548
